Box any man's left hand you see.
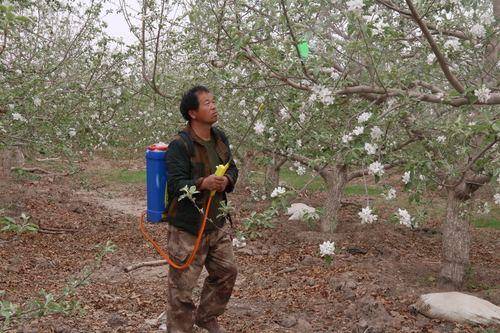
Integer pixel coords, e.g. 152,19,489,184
217,176,229,192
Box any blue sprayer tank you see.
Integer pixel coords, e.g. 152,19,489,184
145,143,168,223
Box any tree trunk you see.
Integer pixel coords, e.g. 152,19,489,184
440,189,470,287
265,163,279,194
0,146,25,178
319,165,347,233
236,150,254,189
264,154,286,194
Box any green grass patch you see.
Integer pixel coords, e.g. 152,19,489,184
279,168,325,191
472,206,500,229
100,169,146,184
344,184,383,196
249,169,382,195
472,217,500,229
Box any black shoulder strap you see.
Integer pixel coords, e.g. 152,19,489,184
212,126,229,146
178,130,194,156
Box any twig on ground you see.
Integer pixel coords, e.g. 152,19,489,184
124,260,167,272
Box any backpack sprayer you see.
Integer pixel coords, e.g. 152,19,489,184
140,104,264,270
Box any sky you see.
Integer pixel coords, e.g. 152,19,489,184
98,0,139,45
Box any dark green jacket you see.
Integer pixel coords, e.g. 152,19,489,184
165,125,238,235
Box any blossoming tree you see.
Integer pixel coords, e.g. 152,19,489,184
182,0,499,285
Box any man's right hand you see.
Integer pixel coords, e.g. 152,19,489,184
200,175,226,191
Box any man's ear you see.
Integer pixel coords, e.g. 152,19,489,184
188,109,197,120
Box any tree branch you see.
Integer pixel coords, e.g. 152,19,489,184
347,161,403,181
242,46,310,91
279,0,317,83
453,137,499,187
405,0,465,94
376,0,468,39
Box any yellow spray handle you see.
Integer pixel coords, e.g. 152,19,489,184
210,163,230,197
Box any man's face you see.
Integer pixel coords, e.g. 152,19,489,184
189,92,218,125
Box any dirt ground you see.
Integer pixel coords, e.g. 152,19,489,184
1,157,499,333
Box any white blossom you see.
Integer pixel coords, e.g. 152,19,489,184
296,139,302,148
232,236,246,248
296,165,306,176
426,53,435,65
352,126,364,136
370,126,383,140
382,187,396,201
478,202,490,215
402,171,411,184
357,112,372,123
319,240,335,257
347,0,363,13
207,50,218,61
238,99,246,107
397,208,413,227
480,12,495,25
68,128,77,137
299,113,306,123
494,193,500,205
256,96,265,104
368,161,385,177
342,134,353,143
436,135,446,143
270,186,286,198
358,206,378,224
474,86,491,103
312,85,334,105
471,23,486,38
364,142,378,155
33,96,41,107
279,108,290,120
12,113,27,122
443,38,460,51
373,19,389,35
254,120,265,134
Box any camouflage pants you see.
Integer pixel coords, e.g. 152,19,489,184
166,224,237,333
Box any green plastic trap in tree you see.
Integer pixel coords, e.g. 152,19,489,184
297,40,309,60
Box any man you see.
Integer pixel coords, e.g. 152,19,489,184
165,85,238,333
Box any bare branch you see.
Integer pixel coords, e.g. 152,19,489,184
452,137,499,187
279,0,317,83
44,3,94,76
263,147,325,173
347,161,403,181
242,46,310,91
0,28,7,56
376,0,467,39
405,0,465,94
140,0,173,99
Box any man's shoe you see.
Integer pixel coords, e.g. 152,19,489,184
195,319,227,333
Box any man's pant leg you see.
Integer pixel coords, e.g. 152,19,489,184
195,227,238,325
167,225,207,333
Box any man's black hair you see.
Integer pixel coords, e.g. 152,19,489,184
179,85,210,121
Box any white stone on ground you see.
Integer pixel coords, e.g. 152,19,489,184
286,203,316,221
413,292,500,325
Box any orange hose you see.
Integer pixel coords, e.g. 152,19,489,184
139,195,213,270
